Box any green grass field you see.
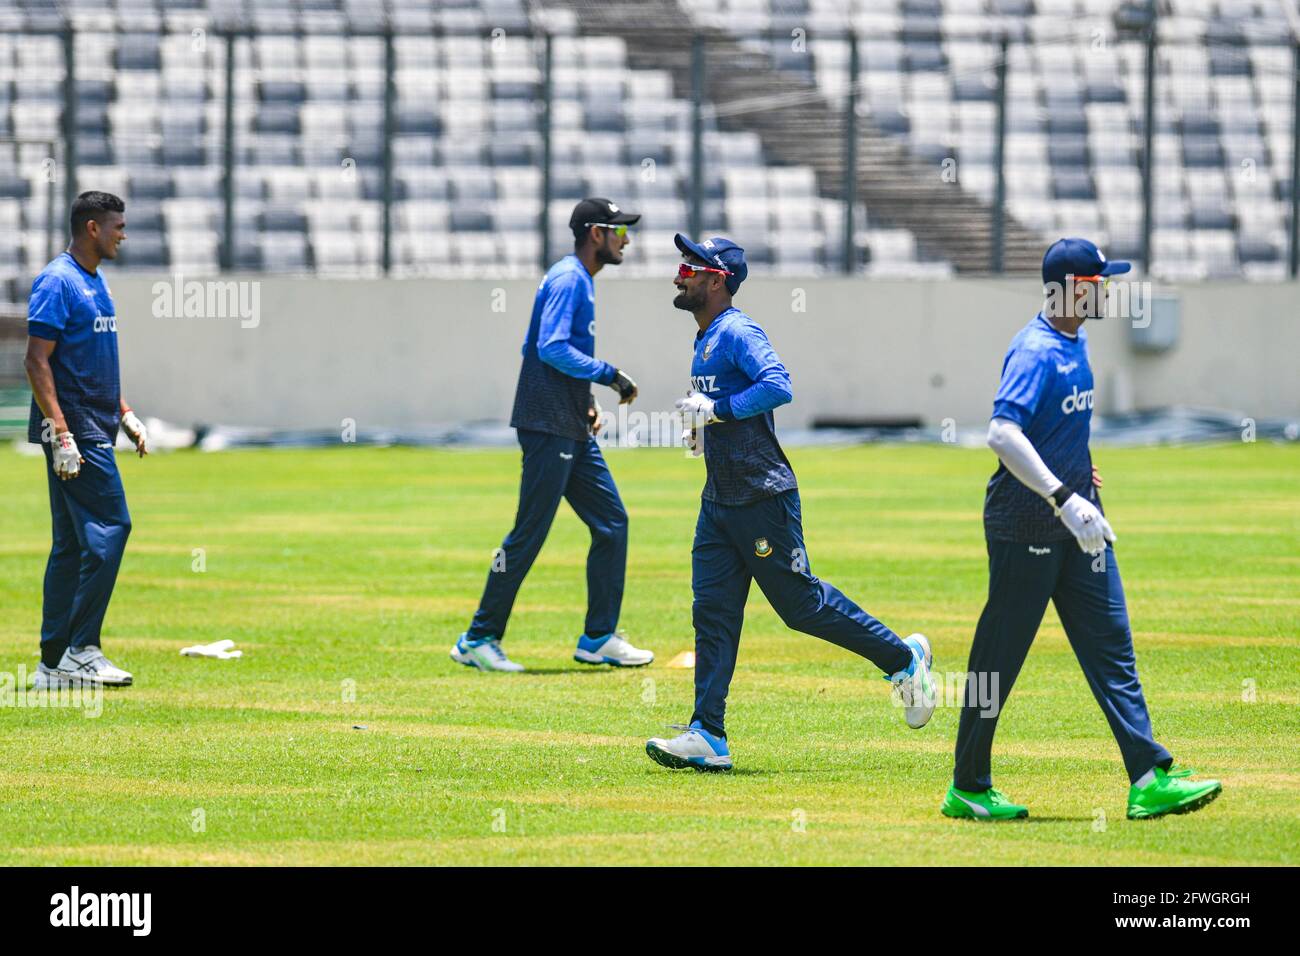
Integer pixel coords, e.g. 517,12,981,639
0,442,1296,866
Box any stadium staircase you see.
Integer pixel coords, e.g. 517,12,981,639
546,0,1045,273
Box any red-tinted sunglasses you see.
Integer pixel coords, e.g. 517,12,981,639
677,263,732,279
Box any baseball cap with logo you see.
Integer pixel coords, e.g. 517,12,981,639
1042,237,1131,286
569,197,641,233
674,233,748,294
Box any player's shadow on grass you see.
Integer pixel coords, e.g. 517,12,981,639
1021,816,1092,823
515,667,619,676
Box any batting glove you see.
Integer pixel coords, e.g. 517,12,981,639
120,409,149,457
608,369,638,404
52,431,83,480
675,391,718,427
682,425,703,457
1056,493,1116,554
588,396,604,435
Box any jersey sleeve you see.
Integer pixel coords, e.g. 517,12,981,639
991,344,1053,429
26,273,70,341
715,321,793,421
536,272,615,384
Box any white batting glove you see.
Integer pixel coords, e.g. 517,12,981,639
675,392,718,427
121,409,149,456
52,431,82,479
682,426,703,457
1056,493,1116,554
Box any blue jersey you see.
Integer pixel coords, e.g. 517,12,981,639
509,254,616,441
983,313,1102,542
26,252,121,445
691,307,797,506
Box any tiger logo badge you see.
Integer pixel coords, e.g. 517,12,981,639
754,537,772,558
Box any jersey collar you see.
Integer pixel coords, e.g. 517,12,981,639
1036,311,1078,341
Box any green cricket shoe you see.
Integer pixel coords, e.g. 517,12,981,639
1127,767,1222,820
941,785,1029,821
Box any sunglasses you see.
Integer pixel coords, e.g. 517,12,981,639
585,222,629,237
1069,275,1111,289
677,263,733,279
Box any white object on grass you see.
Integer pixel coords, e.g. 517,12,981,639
180,639,243,659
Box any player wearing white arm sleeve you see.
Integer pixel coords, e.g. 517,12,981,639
942,238,1221,823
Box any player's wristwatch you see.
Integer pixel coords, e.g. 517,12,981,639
1046,485,1072,512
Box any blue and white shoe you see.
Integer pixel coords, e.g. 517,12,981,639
645,721,733,772
889,633,936,729
450,634,525,673
574,630,654,667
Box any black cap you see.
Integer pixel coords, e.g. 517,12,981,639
569,197,641,231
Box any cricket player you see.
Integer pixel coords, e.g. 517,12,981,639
942,238,1222,821
644,235,935,772
25,191,146,689
451,198,654,672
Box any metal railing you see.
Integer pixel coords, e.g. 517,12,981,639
9,17,1300,278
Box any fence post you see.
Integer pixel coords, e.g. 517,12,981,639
220,31,236,272
61,26,77,212
382,28,395,275
1289,41,1299,278
46,139,57,259
1140,1,1157,273
690,32,705,239
991,34,1008,274
842,31,858,274
539,31,553,271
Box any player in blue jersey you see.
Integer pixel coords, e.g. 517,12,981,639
24,191,147,690
452,198,654,672
644,235,935,772
941,238,1222,821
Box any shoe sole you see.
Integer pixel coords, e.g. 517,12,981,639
645,742,732,773
43,673,131,688
899,634,935,729
574,650,653,667
450,648,523,673
1127,784,1222,820
941,802,1028,822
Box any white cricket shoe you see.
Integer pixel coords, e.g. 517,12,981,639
574,631,654,667
54,646,133,686
450,634,525,672
890,633,936,729
645,721,733,772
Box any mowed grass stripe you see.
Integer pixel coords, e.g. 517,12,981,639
0,442,1296,865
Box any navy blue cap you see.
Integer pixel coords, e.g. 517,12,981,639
674,233,748,294
1042,237,1131,286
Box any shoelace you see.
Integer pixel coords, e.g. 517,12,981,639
666,723,704,736
481,640,509,664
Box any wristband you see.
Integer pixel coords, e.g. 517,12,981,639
1046,485,1072,511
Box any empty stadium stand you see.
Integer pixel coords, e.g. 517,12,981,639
0,0,1293,289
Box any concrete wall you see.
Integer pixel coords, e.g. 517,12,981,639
109,274,1300,431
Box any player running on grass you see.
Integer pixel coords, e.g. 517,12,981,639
25,191,147,690
452,198,654,672
942,238,1222,821
644,234,935,772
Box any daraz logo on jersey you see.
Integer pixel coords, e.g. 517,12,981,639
93,313,117,333
1061,384,1094,414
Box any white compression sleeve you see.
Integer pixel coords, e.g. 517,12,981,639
986,418,1063,499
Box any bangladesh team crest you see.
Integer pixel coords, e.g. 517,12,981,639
754,537,772,558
